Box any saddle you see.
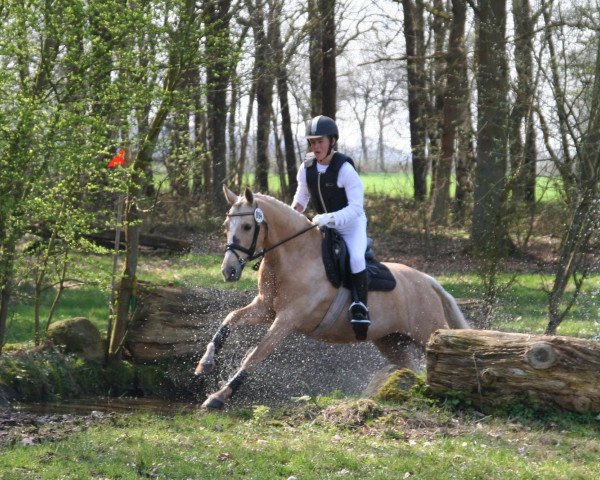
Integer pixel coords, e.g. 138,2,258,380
320,227,396,292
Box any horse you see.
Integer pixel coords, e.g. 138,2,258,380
195,186,469,409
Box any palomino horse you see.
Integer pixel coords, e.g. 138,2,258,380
195,186,469,409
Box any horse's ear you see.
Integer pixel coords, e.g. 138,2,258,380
223,185,238,205
244,187,254,204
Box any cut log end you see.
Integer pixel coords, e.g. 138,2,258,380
524,342,557,369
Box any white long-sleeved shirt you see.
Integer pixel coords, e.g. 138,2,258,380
292,158,366,228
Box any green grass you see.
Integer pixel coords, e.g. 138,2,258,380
243,172,565,203
437,273,600,338
1,405,599,479
5,253,258,346
5,288,110,345
136,253,258,290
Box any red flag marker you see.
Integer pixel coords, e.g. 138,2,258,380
107,148,126,169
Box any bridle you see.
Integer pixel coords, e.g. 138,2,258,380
225,205,317,271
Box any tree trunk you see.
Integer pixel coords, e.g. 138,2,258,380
359,116,368,169
108,208,140,362
203,0,233,210
402,0,428,201
272,6,298,201
546,190,596,334
207,62,229,208
308,0,323,116
432,0,459,224
272,115,288,197
471,0,510,256
509,0,536,206
248,0,275,192
86,230,190,252
426,329,600,413
0,242,16,354
237,81,256,190
454,102,474,223
228,67,239,189
377,112,386,173
453,0,474,223
191,68,208,199
227,25,250,191
320,0,337,119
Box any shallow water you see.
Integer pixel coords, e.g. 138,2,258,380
11,397,198,416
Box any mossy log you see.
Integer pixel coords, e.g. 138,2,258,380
426,329,600,413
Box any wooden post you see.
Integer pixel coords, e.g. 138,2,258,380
426,329,600,413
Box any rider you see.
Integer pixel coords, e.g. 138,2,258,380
291,115,371,340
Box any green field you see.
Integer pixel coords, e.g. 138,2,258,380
238,171,564,203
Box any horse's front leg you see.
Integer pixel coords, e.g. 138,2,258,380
202,317,293,410
194,296,272,376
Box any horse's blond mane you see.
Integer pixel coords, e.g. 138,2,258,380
254,193,308,223
254,192,292,210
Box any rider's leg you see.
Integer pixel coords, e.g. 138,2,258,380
339,220,370,340
350,269,370,340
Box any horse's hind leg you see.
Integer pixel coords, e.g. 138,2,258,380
373,333,424,372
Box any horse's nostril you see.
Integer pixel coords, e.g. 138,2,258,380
230,267,237,278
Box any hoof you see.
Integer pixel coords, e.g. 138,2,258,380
202,396,225,410
194,361,214,376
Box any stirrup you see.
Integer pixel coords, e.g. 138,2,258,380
349,301,370,324
349,301,370,341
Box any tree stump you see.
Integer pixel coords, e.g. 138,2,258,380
426,329,600,413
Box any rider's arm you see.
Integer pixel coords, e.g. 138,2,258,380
291,163,309,213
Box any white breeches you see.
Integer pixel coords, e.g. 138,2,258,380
335,215,367,273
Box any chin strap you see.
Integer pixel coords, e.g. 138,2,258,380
326,137,336,157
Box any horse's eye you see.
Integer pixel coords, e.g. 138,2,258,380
242,223,252,232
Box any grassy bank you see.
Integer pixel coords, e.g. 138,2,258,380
1,397,599,479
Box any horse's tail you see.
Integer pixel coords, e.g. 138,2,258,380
427,275,470,329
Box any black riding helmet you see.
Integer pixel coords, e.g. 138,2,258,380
305,115,339,140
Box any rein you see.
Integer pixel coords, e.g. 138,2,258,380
226,207,317,270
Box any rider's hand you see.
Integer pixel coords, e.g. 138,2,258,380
312,213,335,228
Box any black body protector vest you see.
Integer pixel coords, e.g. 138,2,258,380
306,152,356,214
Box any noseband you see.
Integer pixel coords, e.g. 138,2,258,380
225,205,317,271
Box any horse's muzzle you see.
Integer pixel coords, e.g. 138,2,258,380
221,251,243,282
222,264,242,282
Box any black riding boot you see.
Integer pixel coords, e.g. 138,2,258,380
349,269,370,341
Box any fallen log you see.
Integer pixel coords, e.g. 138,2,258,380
125,284,253,361
426,329,600,413
86,230,190,252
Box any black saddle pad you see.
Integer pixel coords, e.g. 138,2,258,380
321,227,396,292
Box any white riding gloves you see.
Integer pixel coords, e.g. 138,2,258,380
312,213,336,228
